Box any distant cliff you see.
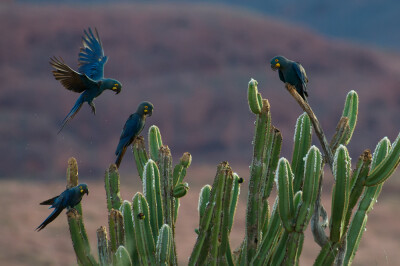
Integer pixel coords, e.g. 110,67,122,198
1,3,400,178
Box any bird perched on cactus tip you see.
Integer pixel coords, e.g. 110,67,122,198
270,55,309,101
115,101,154,167
50,28,122,133
36,184,89,231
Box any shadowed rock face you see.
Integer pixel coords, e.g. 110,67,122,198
1,3,400,178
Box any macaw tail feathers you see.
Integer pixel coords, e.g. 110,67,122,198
40,196,58,206
58,97,84,134
35,207,63,232
115,146,127,168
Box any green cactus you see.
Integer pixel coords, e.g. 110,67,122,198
65,158,97,266
156,224,173,265
120,201,138,265
114,246,132,266
330,145,351,243
291,113,312,192
64,76,400,266
132,136,148,180
148,125,163,162
97,226,111,266
189,162,235,266
247,78,262,114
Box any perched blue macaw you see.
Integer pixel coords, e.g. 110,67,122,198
51,28,122,133
270,55,309,101
115,101,154,167
36,184,89,231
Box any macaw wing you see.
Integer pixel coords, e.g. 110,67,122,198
115,114,142,156
78,28,108,80
293,62,308,86
40,195,59,206
50,57,97,93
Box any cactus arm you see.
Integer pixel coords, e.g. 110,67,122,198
228,173,241,232
344,137,391,264
108,209,125,253
247,79,262,114
132,136,149,180
97,226,111,266
263,127,282,200
159,146,174,227
212,166,233,265
291,113,312,192
114,246,133,266
270,231,289,265
65,158,96,265
365,133,400,186
252,198,283,266
245,98,271,262
343,150,371,231
156,224,173,265
120,201,139,265
198,184,212,227
330,145,351,243
295,146,322,232
330,117,350,153
283,232,304,266
143,160,162,242
67,209,98,266
105,164,122,211
259,126,282,236
148,125,163,162
158,146,178,265
189,169,220,265
132,192,156,265
276,158,295,232
341,90,358,144
66,157,79,189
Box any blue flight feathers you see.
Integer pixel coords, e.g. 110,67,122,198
50,28,122,133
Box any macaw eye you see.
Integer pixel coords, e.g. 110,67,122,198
79,186,82,189
144,106,148,109
114,84,118,87
275,59,279,62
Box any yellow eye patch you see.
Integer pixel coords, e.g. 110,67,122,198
144,106,148,109
114,84,118,87
79,186,82,189
275,59,279,62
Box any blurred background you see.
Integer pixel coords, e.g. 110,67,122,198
1,0,400,265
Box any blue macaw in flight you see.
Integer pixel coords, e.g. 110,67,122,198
51,28,122,133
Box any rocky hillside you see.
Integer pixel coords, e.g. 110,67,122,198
1,3,400,179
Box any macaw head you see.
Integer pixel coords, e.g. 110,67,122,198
270,55,288,71
136,101,154,117
77,183,89,196
102,79,122,94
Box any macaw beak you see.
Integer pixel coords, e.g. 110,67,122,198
115,87,121,95
147,110,153,117
271,63,280,71
85,189,89,195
